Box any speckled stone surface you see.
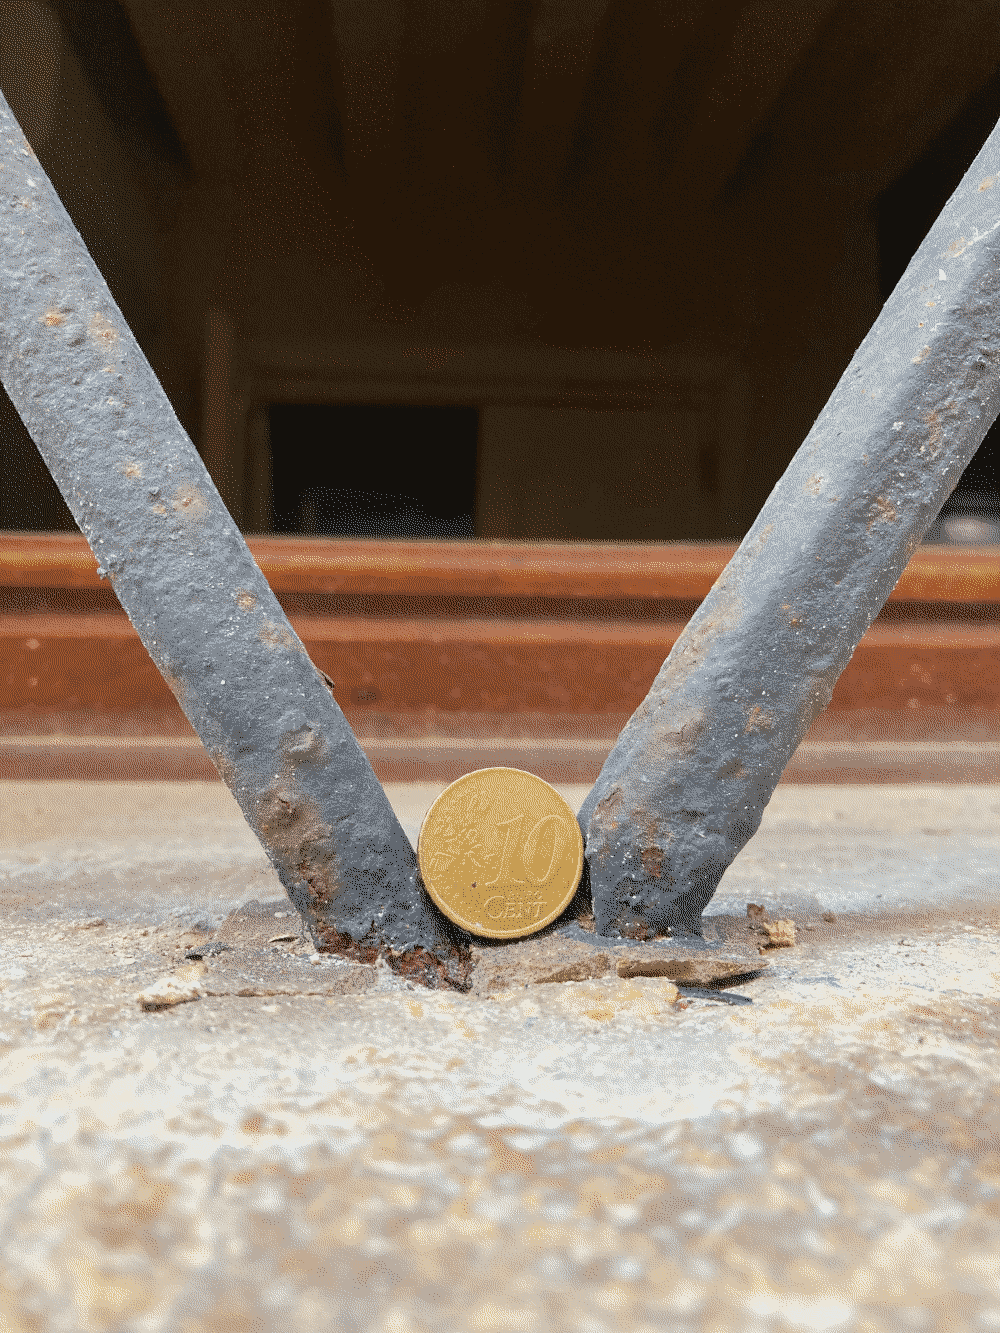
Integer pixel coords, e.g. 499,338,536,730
2,780,1000,1331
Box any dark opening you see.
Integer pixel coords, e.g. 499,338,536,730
875,72,1000,539
0,381,75,530
269,404,479,537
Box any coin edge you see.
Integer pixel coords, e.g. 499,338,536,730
417,768,585,940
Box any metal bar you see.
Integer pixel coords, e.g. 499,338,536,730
580,114,1000,939
0,94,470,988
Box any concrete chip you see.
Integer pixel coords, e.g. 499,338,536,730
747,903,797,948
470,923,767,994
763,919,797,948
136,961,207,1011
194,899,376,997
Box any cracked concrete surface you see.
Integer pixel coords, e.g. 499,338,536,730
1,780,999,1331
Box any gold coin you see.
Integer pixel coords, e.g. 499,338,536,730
417,768,584,940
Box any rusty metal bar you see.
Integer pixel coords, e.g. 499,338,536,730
580,114,1000,939
0,93,470,988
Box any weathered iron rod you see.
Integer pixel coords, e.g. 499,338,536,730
580,115,1000,939
0,94,470,988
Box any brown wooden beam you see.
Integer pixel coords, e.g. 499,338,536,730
2,534,996,602
2,607,998,716
3,536,995,783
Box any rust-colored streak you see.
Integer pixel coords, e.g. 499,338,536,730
171,483,208,520
745,524,774,561
923,410,944,458
314,925,472,991
608,913,657,942
88,313,118,346
634,808,667,878
259,620,303,652
42,309,64,327
744,705,775,734
869,496,898,528
256,784,331,866
640,845,663,877
592,788,623,833
643,711,708,760
637,808,664,844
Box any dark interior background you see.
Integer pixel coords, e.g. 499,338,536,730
874,59,1000,508
0,0,997,539
269,404,479,537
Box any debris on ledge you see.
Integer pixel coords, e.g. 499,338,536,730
762,919,797,949
134,899,769,1009
747,902,798,949
468,919,767,995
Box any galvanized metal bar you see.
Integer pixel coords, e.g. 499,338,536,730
580,115,1000,939
0,94,470,988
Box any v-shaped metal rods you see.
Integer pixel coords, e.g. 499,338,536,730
3,89,1000,985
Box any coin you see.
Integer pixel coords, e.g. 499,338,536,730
417,768,585,940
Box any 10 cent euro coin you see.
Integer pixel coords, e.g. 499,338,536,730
417,768,585,939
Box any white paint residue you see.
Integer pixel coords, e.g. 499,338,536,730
747,1296,854,1329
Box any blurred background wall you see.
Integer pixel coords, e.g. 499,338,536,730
0,0,997,541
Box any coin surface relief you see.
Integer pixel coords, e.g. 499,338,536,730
417,768,585,939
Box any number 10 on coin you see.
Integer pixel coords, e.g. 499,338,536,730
417,768,585,939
